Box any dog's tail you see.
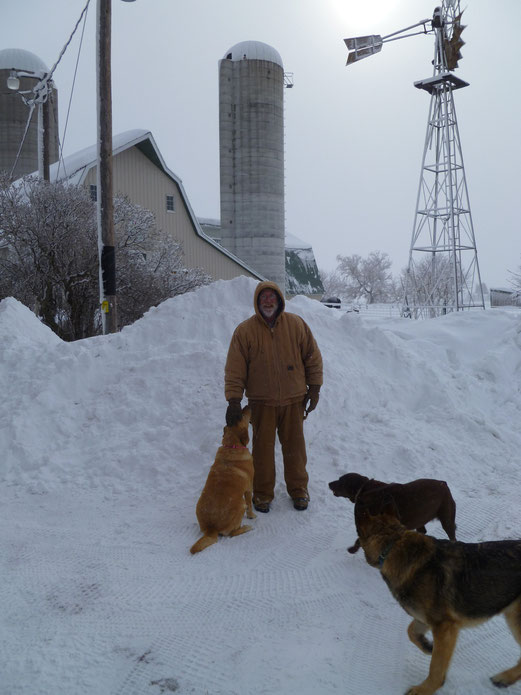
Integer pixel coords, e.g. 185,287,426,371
190,532,219,554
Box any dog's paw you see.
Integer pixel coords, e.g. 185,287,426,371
491,671,517,688
247,511,257,519
405,686,435,695
229,524,253,537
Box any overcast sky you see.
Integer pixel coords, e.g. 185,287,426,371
1,0,520,288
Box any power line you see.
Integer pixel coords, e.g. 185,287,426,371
8,0,92,180
56,0,91,181
32,0,92,105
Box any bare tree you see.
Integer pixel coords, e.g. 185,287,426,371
318,268,345,299
509,262,521,292
0,174,99,337
335,251,394,304
401,254,454,315
0,175,210,340
111,195,210,327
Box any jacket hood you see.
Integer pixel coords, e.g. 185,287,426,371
254,281,285,321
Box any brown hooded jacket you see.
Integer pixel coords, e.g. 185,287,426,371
224,281,323,406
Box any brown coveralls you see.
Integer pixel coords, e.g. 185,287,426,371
224,281,323,504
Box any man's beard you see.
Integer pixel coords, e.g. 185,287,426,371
261,306,277,318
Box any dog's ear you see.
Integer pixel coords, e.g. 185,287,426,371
236,406,250,445
222,423,240,447
239,426,249,447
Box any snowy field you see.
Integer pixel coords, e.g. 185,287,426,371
1,275,521,695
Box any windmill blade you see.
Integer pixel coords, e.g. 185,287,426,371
344,35,383,65
344,19,432,66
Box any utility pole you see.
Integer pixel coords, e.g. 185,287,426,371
97,0,118,334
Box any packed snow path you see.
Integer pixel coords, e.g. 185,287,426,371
2,488,520,694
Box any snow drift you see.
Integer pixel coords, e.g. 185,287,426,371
1,276,521,694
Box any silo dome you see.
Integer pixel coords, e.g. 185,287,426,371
223,41,283,68
0,48,49,76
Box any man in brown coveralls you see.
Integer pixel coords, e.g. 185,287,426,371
224,281,323,513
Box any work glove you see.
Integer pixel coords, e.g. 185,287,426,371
226,398,243,427
303,385,320,418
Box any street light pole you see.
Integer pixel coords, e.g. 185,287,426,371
38,95,51,181
7,68,52,182
97,0,117,334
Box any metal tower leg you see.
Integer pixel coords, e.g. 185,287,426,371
404,72,485,318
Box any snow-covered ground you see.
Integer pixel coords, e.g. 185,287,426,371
1,275,521,695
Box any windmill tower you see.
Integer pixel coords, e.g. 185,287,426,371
404,1,484,317
344,1,485,318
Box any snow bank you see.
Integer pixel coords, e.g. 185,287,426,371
1,279,521,694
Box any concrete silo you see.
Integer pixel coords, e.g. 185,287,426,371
219,41,286,289
0,48,59,178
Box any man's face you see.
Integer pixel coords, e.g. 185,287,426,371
258,289,279,319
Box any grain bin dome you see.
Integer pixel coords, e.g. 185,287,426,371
0,48,49,76
223,41,283,68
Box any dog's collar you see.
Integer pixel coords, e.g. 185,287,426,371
354,478,372,503
378,541,395,568
222,444,248,449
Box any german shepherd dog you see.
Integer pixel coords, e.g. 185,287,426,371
354,505,521,694
329,473,456,554
190,406,256,554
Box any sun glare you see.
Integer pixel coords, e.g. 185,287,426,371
330,0,403,34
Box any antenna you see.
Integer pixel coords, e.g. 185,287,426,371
344,2,485,318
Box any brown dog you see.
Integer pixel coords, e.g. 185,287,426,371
354,508,521,694
328,472,456,553
190,406,256,554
